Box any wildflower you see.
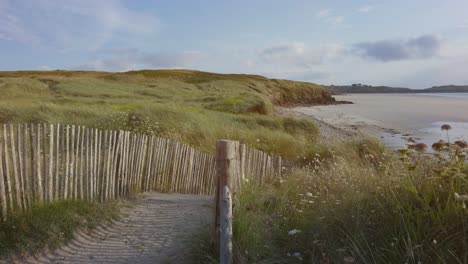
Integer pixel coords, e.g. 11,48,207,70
441,124,452,131
432,140,446,151
292,252,302,258
433,240,437,245
414,143,427,152
454,140,468,149
288,229,301,235
305,192,313,197
454,193,468,201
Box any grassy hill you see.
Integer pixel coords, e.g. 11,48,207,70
0,69,334,158
1,70,466,262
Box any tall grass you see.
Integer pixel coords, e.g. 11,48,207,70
197,139,467,263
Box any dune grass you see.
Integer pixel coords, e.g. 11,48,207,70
0,199,121,257
0,70,331,158
0,69,332,256
2,70,466,263
192,139,467,263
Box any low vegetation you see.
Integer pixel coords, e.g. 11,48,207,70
1,70,466,263
0,70,332,159
0,70,332,256
194,135,467,263
0,199,121,256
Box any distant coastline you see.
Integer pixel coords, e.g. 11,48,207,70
282,93,468,150
328,84,468,94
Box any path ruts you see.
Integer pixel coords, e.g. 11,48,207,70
22,193,213,264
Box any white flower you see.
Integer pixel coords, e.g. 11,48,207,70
305,192,313,197
454,193,468,201
288,229,301,235
433,240,437,245
292,252,301,257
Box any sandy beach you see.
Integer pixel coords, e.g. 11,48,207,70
281,94,468,149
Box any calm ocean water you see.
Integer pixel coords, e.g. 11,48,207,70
416,93,468,99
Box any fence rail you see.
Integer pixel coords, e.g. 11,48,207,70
0,123,281,220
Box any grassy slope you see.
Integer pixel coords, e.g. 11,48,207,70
0,69,336,257
0,69,333,159
3,70,465,263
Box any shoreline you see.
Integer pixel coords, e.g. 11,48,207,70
278,94,468,149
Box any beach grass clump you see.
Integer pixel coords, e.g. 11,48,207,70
206,139,468,264
0,199,121,256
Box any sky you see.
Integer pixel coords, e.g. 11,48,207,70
1,0,468,88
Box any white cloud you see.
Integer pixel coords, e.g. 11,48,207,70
315,9,345,27
357,5,374,13
0,0,159,50
257,42,344,68
316,9,332,19
77,49,202,71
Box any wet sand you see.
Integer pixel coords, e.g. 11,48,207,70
286,94,468,149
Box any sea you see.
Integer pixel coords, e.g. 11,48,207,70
382,93,468,150
415,93,468,99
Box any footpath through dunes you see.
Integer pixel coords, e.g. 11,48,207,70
20,193,213,264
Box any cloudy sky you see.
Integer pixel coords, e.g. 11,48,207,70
1,0,468,88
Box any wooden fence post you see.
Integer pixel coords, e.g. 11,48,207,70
213,140,236,263
220,185,233,264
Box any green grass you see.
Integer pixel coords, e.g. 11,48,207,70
195,140,467,263
0,199,121,256
0,69,332,257
0,70,332,158
3,69,466,263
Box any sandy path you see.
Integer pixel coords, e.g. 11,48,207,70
22,193,213,264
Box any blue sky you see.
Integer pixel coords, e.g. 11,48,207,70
1,0,468,88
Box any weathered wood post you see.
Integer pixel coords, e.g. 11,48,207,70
220,185,233,264
213,140,236,264
239,144,246,182
275,156,282,180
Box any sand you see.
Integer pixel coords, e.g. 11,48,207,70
282,94,468,148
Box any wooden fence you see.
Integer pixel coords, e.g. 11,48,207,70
213,140,284,264
0,123,282,220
